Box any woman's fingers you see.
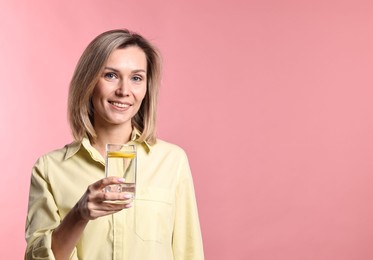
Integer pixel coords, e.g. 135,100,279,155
100,190,134,201
87,177,129,202
88,203,133,218
84,200,133,219
90,176,125,191
77,177,133,220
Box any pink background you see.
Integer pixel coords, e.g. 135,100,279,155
1,0,373,259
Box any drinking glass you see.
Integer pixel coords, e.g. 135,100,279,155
104,144,136,204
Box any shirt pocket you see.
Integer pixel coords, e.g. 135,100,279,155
135,187,174,243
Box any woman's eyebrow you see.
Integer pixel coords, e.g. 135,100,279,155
132,69,147,73
104,66,120,72
104,67,146,73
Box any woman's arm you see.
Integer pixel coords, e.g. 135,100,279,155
25,156,132,260
51,177,133,260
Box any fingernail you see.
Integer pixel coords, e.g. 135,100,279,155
123,193,133,199
118,178,125,183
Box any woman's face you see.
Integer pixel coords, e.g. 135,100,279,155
91,46,147,130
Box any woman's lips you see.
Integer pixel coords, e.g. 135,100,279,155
109,101,131,109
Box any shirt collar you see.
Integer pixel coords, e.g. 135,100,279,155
131,127,152,152
64,128,152,161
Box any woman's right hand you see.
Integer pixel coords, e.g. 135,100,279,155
75,176,133,221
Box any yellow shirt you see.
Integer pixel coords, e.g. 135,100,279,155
25,133,204,260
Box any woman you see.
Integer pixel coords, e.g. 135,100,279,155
25,29,204,260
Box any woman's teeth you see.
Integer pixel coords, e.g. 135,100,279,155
111,101,129,108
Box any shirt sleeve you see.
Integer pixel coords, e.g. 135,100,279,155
25,156,78,260
172,152,204,260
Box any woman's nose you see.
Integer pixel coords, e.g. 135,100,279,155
115,80,130,96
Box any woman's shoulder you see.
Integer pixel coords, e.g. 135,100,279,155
36,141,80,161
153,138,184,150
151,138,187,157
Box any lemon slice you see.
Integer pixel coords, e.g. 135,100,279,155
107,151,136,159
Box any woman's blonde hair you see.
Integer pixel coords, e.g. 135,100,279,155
68,29,161,145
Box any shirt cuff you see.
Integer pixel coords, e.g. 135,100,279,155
26,230,56,260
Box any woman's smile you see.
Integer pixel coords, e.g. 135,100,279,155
109,100,132,110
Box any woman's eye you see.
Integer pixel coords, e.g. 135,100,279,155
104,72,117,80
132,75,143,82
